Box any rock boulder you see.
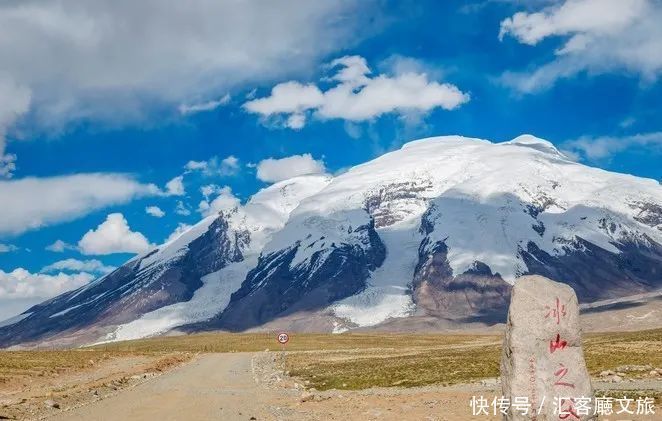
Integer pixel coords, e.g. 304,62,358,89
501,275,594,420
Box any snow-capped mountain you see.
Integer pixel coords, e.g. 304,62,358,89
0,175,331,346
1,135,661,347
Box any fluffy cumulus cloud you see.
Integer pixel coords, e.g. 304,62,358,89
184,155,240,177
256,154,327,183
78,213,153,255
0,268,94,320
0,1,372,173
243,55,469,129
165,175,185,196
562,131,662,161
245,82,325,129
41,258,115,275
198,186,240,217
499,0,662,92
145,205,165,218
45,239,76,252
0,173,159,236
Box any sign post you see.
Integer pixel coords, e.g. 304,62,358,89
277,332,289,372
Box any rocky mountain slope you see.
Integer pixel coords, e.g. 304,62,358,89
1,135,661,347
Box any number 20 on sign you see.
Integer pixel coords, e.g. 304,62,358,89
277,332,289,369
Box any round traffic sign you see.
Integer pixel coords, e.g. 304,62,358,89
277,332,289,345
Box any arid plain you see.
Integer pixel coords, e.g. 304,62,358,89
1,325,661,420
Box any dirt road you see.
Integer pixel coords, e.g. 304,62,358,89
50,353,281,421
47,351,660,421
48,352,501,421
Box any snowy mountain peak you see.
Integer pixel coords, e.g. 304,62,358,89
501,134,566,158
135,174,332,270
1,134,661,347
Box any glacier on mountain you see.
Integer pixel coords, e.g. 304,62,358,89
1,135,660,346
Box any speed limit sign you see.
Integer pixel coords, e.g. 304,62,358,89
277,332,289,345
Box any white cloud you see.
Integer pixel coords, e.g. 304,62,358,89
0,1,370,166
245,82,324,121
200,184,221,199
0,269,93,298
184,155,241,177
499,0,662,92
0,153,16,179
0,79,30,178
220,156,240,173
41,258,115,275
256,154,326,183
165,175,185,196
320,72,468,120
175,201,191,216
78,213,153,255
145,205,165,218
378,54,444,79
286,113,307,130
45,239,76,252
0,268,94,320
198,186,240,216
0,173,159,236
178,94,230,115
562,131,662,161
183,161,207,171
243,55,469,128
164,223,193,244
0,243,18,253
328,55,372,86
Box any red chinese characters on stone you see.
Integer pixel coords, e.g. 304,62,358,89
558,398,580,420
545,297,567,325
549,333,568,354
541,294,582,419
554,363,575,389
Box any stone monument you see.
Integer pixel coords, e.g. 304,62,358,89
501,275,595,420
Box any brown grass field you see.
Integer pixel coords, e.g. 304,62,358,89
89,329,662,386
0,329,660,419
2,329,660,391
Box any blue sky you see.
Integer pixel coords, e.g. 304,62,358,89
0,0,661,318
